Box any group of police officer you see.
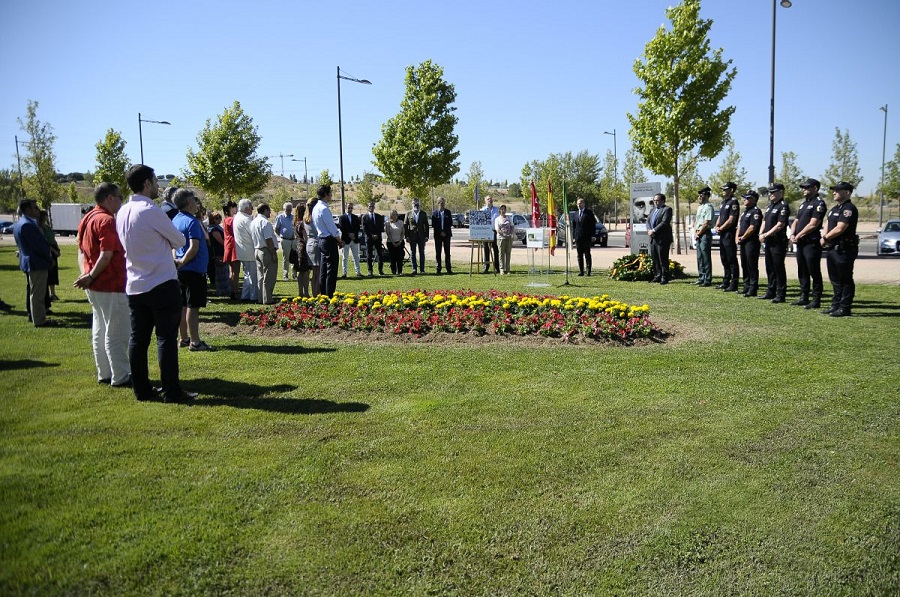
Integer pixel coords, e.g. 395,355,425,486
693,178,860,317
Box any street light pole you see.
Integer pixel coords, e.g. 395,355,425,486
291,158,309,198
768,0,792,186
14,135,26,198
138,112,171,164
337,66,372,215
880,104,888,228
604,129,618,230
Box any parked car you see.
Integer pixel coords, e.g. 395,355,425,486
509,213,532,244
593,222,608,247
877,219,900,256
0,220,14,234
689,209,721,249
556,216,608,247
451,213,465,228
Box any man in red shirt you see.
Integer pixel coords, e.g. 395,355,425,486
74,183,132,387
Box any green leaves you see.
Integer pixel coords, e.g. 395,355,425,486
94,129,130,195
372,60,460,200
822,128,863,192
18,100,61,209
185,101,270,201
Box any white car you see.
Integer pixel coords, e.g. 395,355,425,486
877,219,900,256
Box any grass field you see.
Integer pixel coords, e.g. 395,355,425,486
1,245,898,595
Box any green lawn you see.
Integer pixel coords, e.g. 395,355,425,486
1,245,898,595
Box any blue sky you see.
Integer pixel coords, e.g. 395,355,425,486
2,0,897,196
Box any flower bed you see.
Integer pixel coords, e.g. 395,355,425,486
608,253,686,281
240,290,655,342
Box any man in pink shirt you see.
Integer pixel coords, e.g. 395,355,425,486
116,165,197,404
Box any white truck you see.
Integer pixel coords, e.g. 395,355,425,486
50,203,94,235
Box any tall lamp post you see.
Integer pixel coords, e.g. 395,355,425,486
603,129,618,230
337,66,372,214
14,135,28,198
768,0,792,185
879,104,888,228
291,157,309,198
267,153,294,177
138,112,171,164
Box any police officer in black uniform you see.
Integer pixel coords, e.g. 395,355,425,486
820,181,859,317
758,183,791,303
736,190,762,297
713,182,740,291
790,178,827,309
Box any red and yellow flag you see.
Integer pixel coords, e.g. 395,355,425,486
548,181,557,255
530,181,541,228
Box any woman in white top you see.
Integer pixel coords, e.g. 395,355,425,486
494,204,514,274
384,210,406,275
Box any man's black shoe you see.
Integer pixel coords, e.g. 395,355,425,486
791,298,810,306
577,272,585,277
759,294,775,300
805,301,821,310
820,306,837,315
744,292,758,298
163,390,198,404
715,283,727,289
98,378,111,385
771,297,785,304
829,309,851,318
724,286,738,292
658,279,668,285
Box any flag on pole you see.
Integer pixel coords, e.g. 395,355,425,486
530,181,541,228
548,181,557,256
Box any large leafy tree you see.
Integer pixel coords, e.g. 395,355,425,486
372,60,460,200
822,127,862,192
778,150,805,205
0,168,20,212
708,140,752,193
94,128,130,195
465,161,488,209
627,0,737,252
18,100,61,209
621,147,648,189
186,101,270,200
520,150,602,215
882,143,900,200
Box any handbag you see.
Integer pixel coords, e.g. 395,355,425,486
288,248,298,265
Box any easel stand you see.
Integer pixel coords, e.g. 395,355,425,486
469,240,497,276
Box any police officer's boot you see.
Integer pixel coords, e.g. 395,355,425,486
805,296,821,310
791,295,810,306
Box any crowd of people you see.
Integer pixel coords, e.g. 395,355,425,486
9,168,863,403
646,178,860,317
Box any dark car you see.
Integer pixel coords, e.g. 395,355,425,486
0,220,14,234
593,222,608,247
451,213,465,228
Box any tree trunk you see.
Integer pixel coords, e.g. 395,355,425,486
673,156,682,254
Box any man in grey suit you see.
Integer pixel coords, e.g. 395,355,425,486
648,193,673,284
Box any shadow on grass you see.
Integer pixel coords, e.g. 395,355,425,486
0,359,59,371
848,299,900,318
189,377,368,414
220,344,336,355
201,311,242,326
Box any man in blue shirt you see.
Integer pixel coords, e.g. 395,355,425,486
13,198,54,327
172,188,214,351
274,202,296,281
311,185,343,297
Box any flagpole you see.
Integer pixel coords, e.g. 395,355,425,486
561,181,571,286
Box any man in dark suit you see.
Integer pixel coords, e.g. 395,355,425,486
572,197,597,276
404,198,429,275
648,193,674,284
362,201,385,276
338,202,362,277
13,198,54,327
431,196,453,274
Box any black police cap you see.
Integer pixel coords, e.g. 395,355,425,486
829,181,854,192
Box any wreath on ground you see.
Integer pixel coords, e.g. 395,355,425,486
240,290,655,342
608,253,687,281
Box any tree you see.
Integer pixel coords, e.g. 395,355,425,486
520,150,602,215
507,182,522,198
94,128,130,194
822,128,862,192
882,143,900,200
356,171,385,206
372,60,460,199
709,140,751,193
0,168,20,212
621,147,648,189
68,182,79,203
185,101,270,200
318,169,334,190
464,161,488,208
18,100,61,209
779,151,804,205
627,0,737,252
